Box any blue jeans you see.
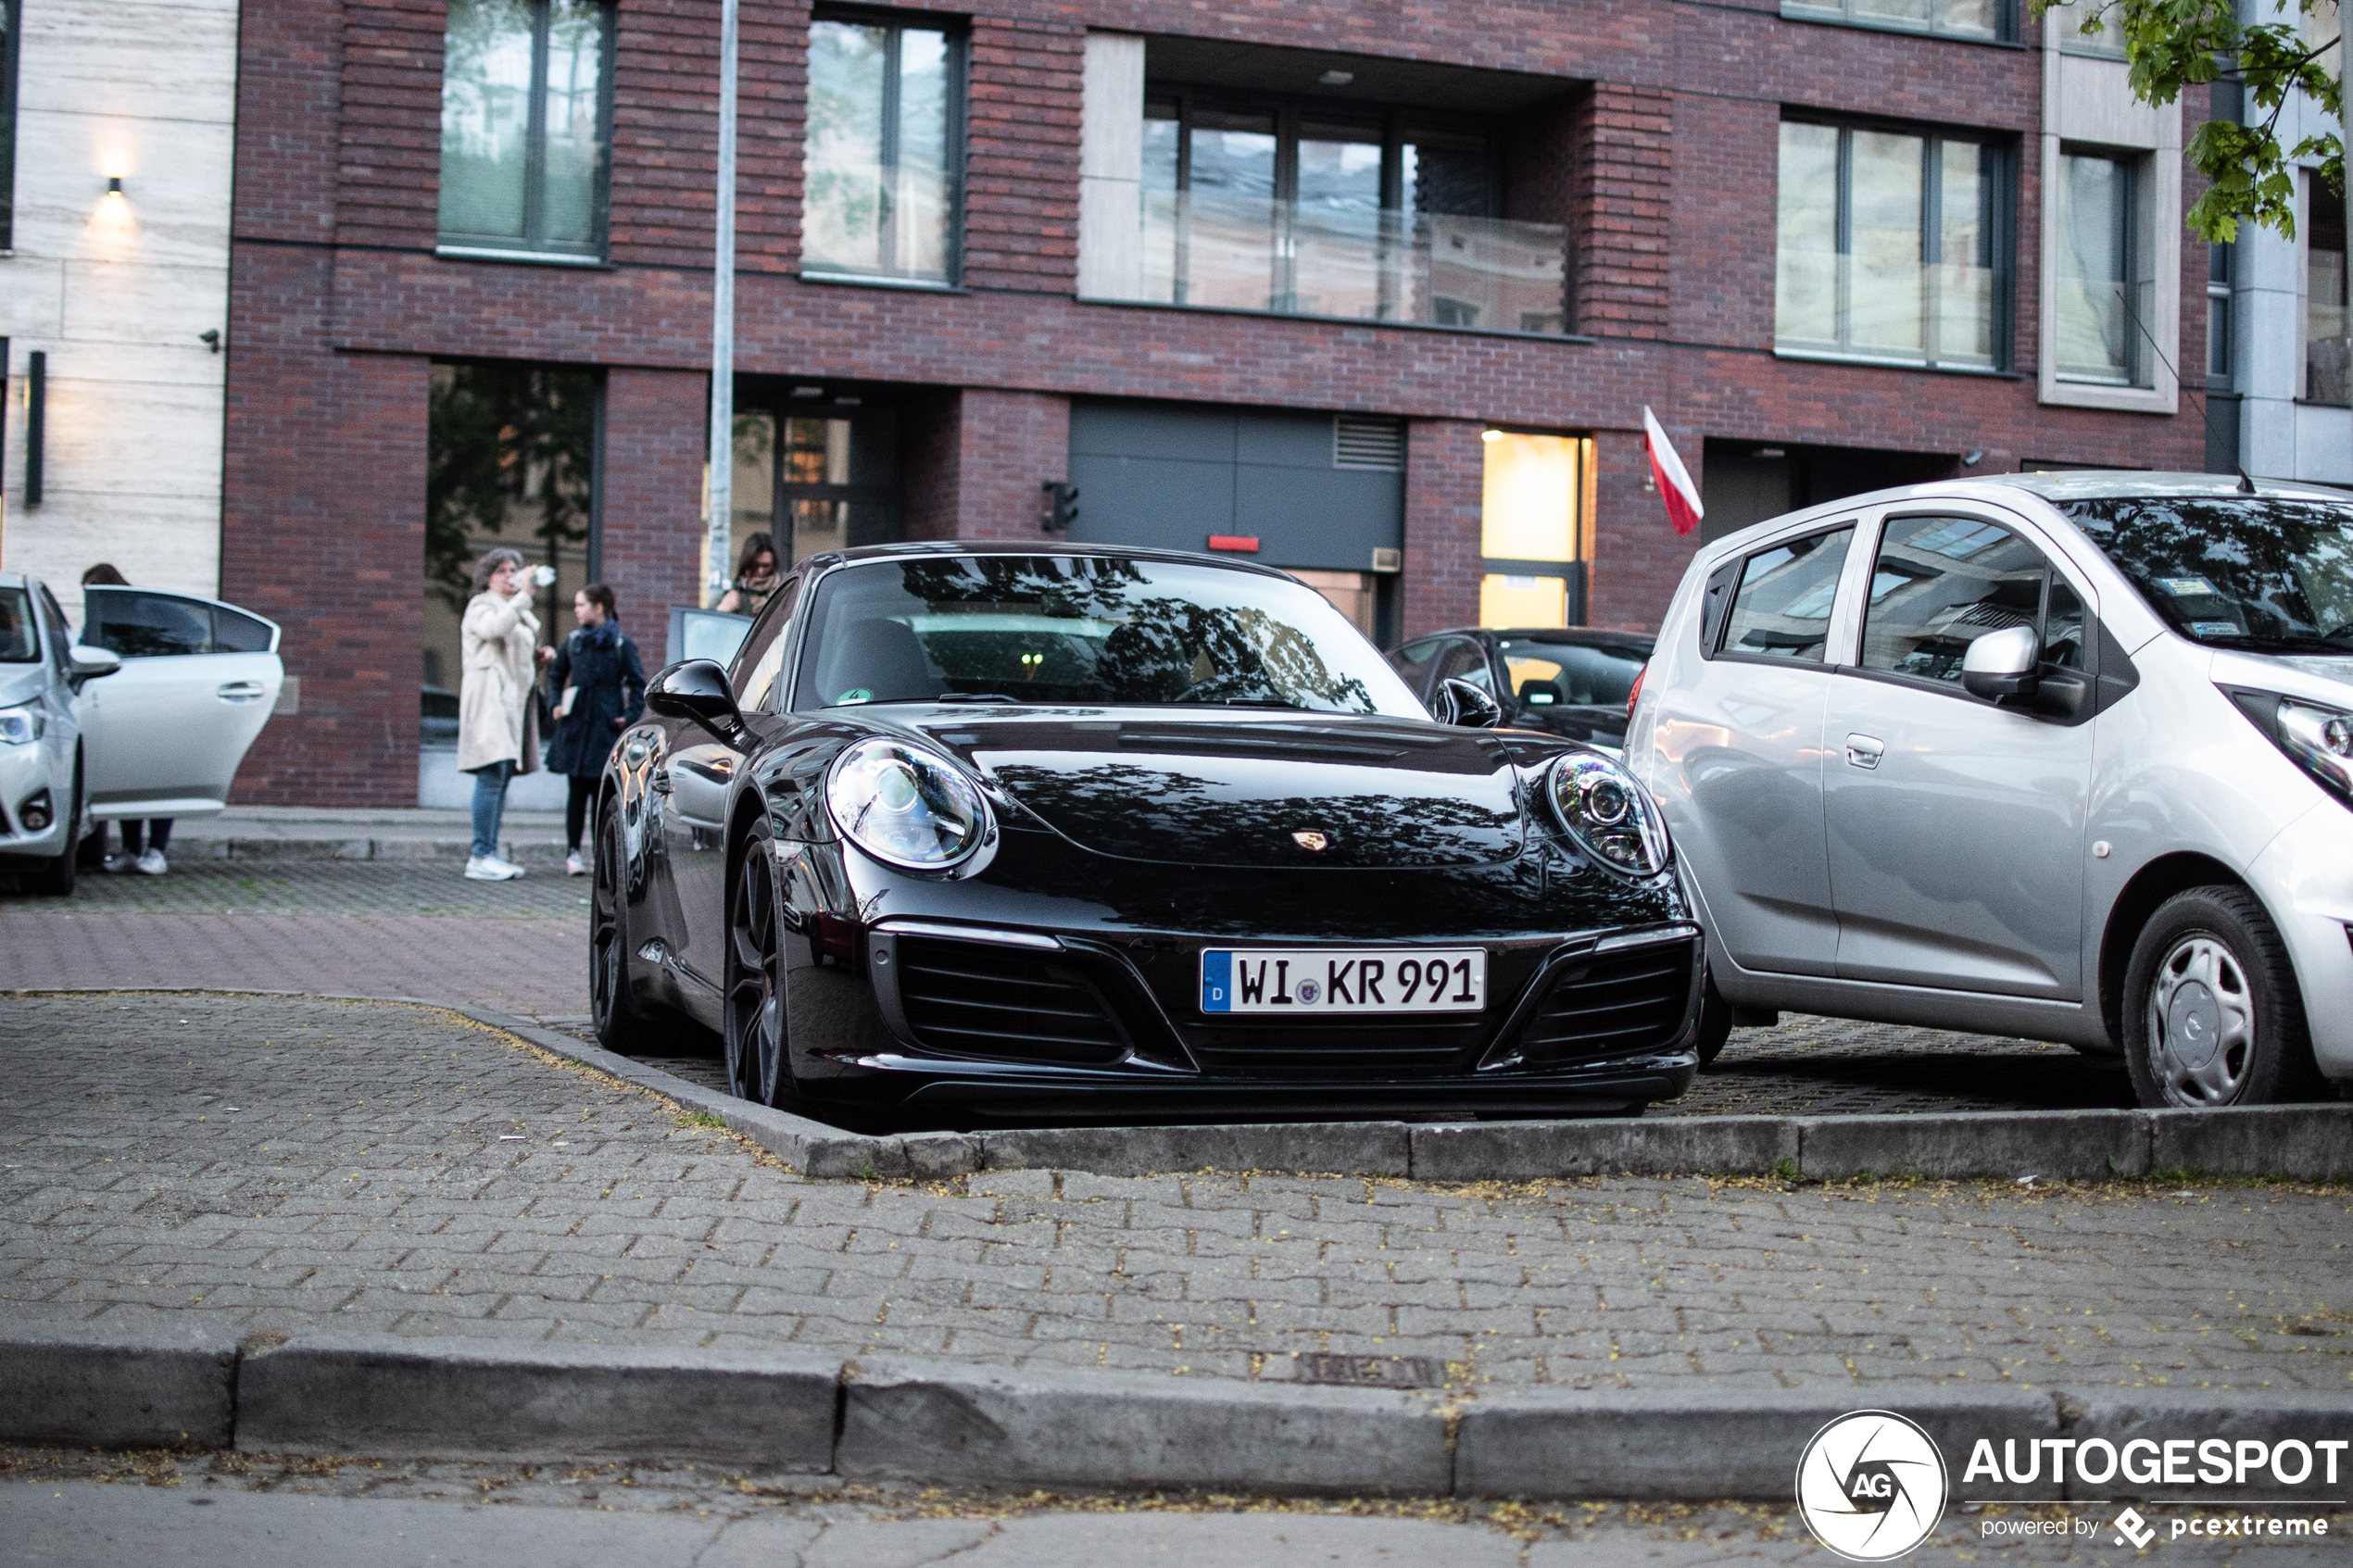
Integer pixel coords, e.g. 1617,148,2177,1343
469,760,514,859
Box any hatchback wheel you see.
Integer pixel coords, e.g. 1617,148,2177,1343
724,814,796,1109
2122,886,2324,1109
590,797,662,1054
22,758,82,897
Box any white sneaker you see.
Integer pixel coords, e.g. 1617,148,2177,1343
464,855,522,882
565,851,586,877
134,848,168,876
102,853,133,874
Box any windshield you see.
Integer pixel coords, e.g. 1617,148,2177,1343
793,556,1426,715
0,588,36,663
2057,496,2353,653
1494,637,1650,707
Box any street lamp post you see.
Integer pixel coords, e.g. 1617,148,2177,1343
704,0,740,608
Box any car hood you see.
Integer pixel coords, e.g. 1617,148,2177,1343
907,708,1528,869
0,664,50,709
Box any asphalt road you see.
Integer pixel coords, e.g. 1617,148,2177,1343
0,860,2151,1120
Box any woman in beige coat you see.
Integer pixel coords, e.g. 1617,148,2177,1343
459,547,549,881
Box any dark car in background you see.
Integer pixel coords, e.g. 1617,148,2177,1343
1390,628,1655,753
594,544,1702,1126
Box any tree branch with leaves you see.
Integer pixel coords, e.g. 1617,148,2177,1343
2038,0,2341,241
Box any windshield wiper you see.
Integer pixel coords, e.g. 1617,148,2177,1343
934,692,1022,703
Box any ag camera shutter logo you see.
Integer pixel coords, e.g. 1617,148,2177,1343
1795,1410,1949,1561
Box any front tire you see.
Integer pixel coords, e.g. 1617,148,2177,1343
2122,885,2324,1109
724,814,796,1109
1693,967,1732,1068
590,797,662,1054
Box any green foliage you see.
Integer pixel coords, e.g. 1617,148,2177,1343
425,364,596,612
2032,0,2343,242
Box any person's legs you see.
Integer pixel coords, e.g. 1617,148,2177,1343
132,817,171,874
118,821,145,855
566,775,594,852
148,819,172,852
470,761,512,859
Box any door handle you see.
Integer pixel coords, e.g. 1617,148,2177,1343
217,681,268,702
1844,734,1884,770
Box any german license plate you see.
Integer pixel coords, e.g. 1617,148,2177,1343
1199,948,1486,1015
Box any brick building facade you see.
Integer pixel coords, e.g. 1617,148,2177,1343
221,0,2212,806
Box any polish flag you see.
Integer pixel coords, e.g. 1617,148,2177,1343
1642,407,1704,537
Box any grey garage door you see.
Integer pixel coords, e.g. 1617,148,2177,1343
1066,400,1403,573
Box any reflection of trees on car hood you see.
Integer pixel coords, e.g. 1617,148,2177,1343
880,558,1378,711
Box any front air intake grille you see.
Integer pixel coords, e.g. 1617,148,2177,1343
1518,939,1695,1064
895,937,1128,1066
1176,1017,1488,1079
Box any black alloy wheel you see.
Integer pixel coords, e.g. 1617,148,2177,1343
591,797,659,1053
23,757,81,897
724,813,794,1109
2121,885,2326,1109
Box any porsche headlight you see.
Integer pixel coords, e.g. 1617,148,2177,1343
0,706,42,746
1546,752,1668,877
824,737,991,870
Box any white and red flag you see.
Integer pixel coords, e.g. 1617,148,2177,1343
1642,407,1703,537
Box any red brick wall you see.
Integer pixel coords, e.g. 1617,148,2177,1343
1588,428,1696,632
963,17,1084,293
1575,84,1672,341
1402,420,1484,638
598,368,711,630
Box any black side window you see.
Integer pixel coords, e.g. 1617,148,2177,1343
1388,638,1443,700
1860,514,2068,687
83,591,212,659
731,576,802,709
214,608,277,653
1717,526,1856,663
1428,637,1493,694
38,584,74,675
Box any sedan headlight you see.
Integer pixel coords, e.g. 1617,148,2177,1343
0,705,43,746
824,737,992,871
1546,752,1669,877
2231,689,2353,800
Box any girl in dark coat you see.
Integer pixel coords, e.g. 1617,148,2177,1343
544,583,648,875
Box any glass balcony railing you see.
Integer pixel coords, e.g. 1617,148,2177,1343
1100,190,1567,335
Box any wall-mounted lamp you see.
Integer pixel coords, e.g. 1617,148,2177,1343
1962,448,1984,467
105,177,125,197
1480,428,1504,443
198,330,222,354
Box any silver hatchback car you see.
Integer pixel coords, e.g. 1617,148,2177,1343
1631,472,2353,1110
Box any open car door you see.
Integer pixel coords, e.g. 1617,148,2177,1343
78,587,283,820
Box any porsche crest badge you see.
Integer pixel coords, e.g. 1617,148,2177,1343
1291,830,1329,852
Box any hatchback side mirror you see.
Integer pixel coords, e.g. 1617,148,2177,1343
1435,677,1504,729
646,658,749,747
1960,625,2039,702
68,645,120,689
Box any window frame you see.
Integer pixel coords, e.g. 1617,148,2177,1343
1774,113,2018,374
2302,168,2349,408
0,0,19,254
1142,88,1504,222
801,6,970,289
1704,521,1862,668
2050,144,2152,388
1780,0,2018,44
435,0,620,263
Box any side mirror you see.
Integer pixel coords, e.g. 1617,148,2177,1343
646,658,750,747
1434,677,1504,729
1518,679,1565,708
1960,625,2039,702
68,645,120,688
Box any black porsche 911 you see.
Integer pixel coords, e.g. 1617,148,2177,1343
593,542,1702,1124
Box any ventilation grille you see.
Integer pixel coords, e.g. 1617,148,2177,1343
896,937,1128,1066
1334,416,1405,471
1176,1017,1487,1079
1517,939,1695,1065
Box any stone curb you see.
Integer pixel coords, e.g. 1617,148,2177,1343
5,1326,2349,1500
12,989,2349,1184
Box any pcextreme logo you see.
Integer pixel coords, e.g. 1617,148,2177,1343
1795,1410,1950,1562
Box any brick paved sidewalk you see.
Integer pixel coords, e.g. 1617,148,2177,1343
6,995,2347,1399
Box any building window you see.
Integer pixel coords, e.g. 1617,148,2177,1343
2208,237,2233,384
1117,94,1562,333
2054,149,2154,386
1782,0,2009,43
2045,0,2127,56
2308,172,2349,406
0,0,18,252
1478,432,1589,628
803,14,962,285
1775,119,2011,371
437,0,614,258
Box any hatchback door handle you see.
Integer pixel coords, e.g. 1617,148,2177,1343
217,681,268,702
1844,734,1884,770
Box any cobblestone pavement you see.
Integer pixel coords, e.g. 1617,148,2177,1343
0,859,2201,1117
9,1453,2346,1566
6,996,2347,1399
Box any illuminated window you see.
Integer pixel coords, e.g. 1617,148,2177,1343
1478,431,1586,628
